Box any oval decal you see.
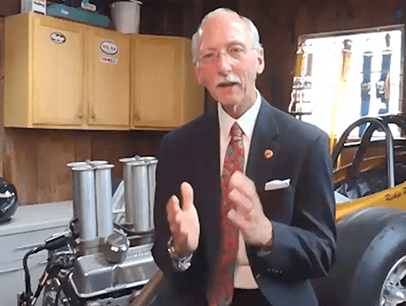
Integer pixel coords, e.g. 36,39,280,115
50,32,66,44
100,40,118,55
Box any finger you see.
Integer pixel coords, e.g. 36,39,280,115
228,188,253,217
227,208,250,229
229,172,257,201
180,181,194,211
166,195,181,222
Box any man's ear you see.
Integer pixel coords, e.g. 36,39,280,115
256,48,265,75
194,63,203,84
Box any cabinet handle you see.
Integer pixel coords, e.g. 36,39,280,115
90,108,96,120
78,113,84,119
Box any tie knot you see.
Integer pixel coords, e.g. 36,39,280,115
230,122,243,139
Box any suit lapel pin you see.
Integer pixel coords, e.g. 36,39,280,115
264,149,273,159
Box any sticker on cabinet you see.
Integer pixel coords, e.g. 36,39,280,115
100,56,118,64
100,40,119,55
50,32,66,44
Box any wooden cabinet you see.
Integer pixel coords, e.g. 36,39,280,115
87,27,130,128
4,13,130,129
4,13,203,130
31,14,85,127
131,35,204,129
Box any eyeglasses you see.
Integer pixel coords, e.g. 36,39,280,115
198,45,248,65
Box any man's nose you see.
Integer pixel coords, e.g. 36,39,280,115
217,51,232,75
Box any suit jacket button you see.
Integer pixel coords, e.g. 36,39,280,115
256,273,261,279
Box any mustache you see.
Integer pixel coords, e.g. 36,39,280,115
214,74,241,86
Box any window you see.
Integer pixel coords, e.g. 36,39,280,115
289,25,404,139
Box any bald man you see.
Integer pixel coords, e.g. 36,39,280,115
152,8,336,306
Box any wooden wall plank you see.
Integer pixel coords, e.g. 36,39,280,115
36,130,77,203
3,129,39,204
0,0,19,17
2,128,165,204
90,130,165,180
74,131,92,161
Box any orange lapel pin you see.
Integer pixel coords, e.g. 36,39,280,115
264,149,273,159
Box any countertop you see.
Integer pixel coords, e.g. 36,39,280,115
0,201,73,236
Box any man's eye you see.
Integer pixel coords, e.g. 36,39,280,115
230,47,243,54
203,53,215,59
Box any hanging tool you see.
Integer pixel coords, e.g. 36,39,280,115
376,33,392,115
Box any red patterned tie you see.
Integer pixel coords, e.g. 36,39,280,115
208,122,244,306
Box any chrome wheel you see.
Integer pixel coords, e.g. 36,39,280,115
380,255,406,306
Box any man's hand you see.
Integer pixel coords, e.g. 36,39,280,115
166,182,200,258
227,171,273,249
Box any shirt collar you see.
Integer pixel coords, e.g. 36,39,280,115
218,89,262,140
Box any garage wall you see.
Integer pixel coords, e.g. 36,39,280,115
1,0,406,204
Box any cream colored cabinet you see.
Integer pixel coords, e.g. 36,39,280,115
131,35,204,129
31,14,85,126
4,13,203,130
4,13,130,129
87,27,130,128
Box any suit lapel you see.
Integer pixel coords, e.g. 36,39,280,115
246,98,280,190
194,108,222,272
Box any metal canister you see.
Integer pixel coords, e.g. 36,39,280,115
119,157,138,225
94,164,115,238
67,161,88,168
144,158,158,229
89,160,108,167
70,165,97,241
127,160,151,233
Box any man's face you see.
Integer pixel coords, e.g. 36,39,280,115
194,12,265,117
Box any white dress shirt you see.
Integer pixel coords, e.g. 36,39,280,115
217,89,262,289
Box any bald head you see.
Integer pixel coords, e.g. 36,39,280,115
191,8,262,64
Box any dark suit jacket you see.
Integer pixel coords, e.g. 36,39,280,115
152,98,336,306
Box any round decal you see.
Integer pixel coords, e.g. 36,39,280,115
100,40,118,55
50,32,66,44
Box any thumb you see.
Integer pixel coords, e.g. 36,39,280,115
180,181,194,211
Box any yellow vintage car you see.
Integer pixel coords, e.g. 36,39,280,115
313,114,406,306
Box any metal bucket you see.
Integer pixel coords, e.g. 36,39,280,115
111,1,142,34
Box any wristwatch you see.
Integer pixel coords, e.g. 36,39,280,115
167,237,193,271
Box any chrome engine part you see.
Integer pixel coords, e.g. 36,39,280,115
69,243,157,299
20,157,160,306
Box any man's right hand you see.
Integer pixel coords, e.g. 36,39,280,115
166,182,200,258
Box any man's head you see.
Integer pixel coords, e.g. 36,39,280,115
192,8,265,118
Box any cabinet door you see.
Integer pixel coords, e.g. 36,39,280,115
87,28,130,128
32,15,85,126
132,36,182,128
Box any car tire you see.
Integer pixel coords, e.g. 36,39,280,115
313,206,406,306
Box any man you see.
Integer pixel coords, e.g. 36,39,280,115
152,8,336,306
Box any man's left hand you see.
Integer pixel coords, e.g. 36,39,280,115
227,171,273,249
